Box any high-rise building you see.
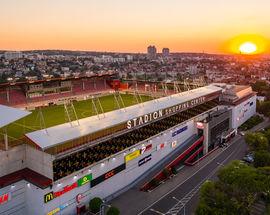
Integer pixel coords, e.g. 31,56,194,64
162,48,170,57
147,45,157,59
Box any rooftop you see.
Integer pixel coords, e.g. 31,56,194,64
25,85,222,150
0,105,31,128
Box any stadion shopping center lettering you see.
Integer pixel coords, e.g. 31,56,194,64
127,96,206,129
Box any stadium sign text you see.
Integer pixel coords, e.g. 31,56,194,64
127,96,206,129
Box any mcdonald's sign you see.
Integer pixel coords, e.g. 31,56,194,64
44,192,54,203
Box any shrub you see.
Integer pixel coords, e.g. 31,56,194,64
150,178,160,187
163,168,171,178
171,166,178,175
106,206,120,215
89,197,103,213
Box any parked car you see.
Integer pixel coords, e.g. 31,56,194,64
242,153,254,163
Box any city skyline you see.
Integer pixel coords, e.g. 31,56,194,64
0,0,270,54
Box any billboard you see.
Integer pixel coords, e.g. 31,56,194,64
77,174,92,187
125,150,141,163
172,126,188,137
91,163,126,188
138,154,152,166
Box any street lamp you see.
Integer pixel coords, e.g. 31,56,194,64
172,196,185,215
100,200,111,215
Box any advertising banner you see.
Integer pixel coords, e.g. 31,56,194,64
138,154,152,166
77,174,92,187
125,150,141,163
91,163,126,188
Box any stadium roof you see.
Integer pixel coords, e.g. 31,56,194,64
0,105,31,128
25,85,222,150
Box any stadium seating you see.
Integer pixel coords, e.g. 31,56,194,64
53,99,219,181
9,89,27,105
0,78,112,106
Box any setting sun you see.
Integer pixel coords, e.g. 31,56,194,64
239,42,257,54
223,34,269,55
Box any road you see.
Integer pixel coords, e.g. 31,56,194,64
138,135,247,215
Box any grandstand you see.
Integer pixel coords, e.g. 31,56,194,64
0,73,116,108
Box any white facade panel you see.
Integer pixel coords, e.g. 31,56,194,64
0,145,26,178
231,95,256,128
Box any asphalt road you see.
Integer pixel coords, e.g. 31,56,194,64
138,135,247,215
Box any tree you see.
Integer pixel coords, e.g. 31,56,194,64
89,197,103,213
106,206,120,215
254,150,270,168
257,101,270,117
195,181,239,215
245,132,269,151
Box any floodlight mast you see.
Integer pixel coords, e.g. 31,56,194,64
64,99,80,127
91,95,105,120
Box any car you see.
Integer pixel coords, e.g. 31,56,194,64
242,153,254,163
239,131,245,136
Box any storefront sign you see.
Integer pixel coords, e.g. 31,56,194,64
47,203,69,215
196,122,204,129
44,182,77,203
171,141,177,148
44,172,93,203
125,150,141,163
54,182,77,198
157,143,166,151
77,174,92,187
140,144,152,154
91,163,126,188
127,96,206,129
44,192,54,203
138,154,152,166
172,126,188,137
0,192,11,205
76,193,84,203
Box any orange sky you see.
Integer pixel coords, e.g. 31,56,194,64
0,0,270,53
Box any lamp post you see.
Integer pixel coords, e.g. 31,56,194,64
100,201,111,215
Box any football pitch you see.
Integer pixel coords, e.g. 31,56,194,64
2,94,151,140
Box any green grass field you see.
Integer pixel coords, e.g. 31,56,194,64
2,94,151,140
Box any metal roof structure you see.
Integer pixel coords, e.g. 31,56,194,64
0,105,31,128
25,85,222,150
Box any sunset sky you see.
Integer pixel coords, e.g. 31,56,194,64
0,0,270,53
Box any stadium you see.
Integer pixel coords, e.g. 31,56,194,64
0,75,256,215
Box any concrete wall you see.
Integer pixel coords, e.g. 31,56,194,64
0,145,26,178
25,145,54,179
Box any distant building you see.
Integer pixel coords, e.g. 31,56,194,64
126,55,133,61
147,45,157,59
162,48,170,57
94,55,125,63
4,51,23,60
